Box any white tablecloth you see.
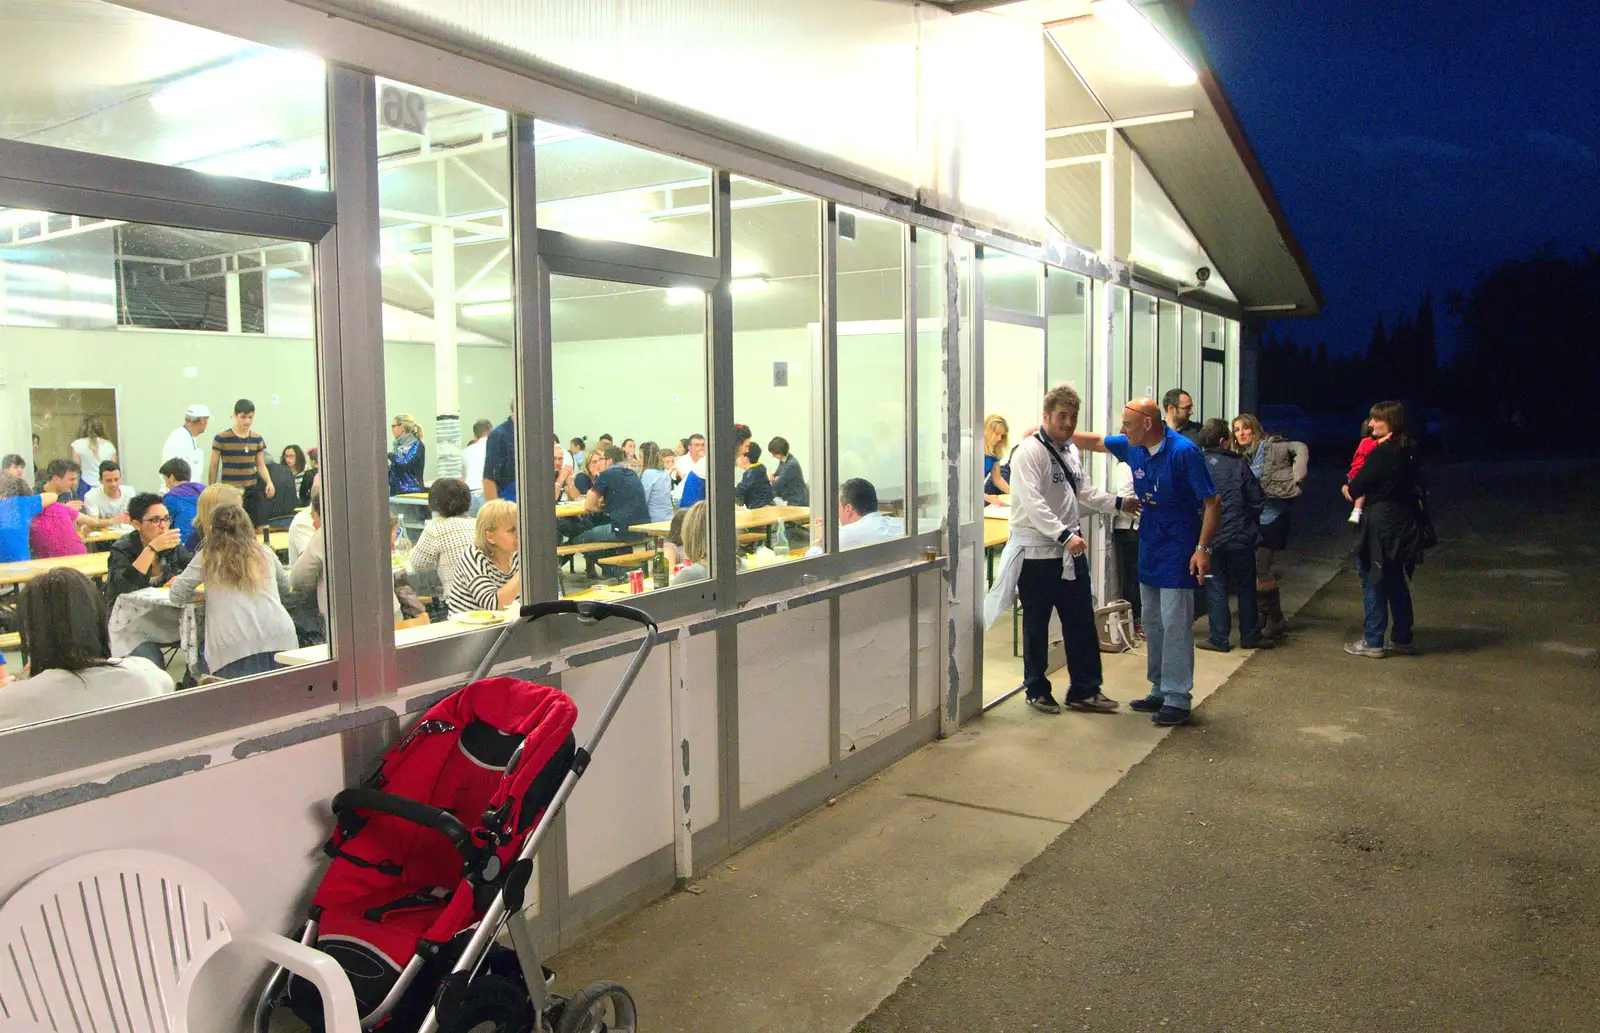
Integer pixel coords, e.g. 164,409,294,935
108,588,200,668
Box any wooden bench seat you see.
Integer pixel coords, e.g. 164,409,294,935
556,541,631,557
0,632,19,651
596,550,657,569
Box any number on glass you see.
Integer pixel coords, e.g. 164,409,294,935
379,85,428,135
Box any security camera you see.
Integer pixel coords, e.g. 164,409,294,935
1196,266,1211,284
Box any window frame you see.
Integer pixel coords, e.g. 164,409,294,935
0,130,348,788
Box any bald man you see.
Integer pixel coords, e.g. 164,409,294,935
1075,397,1220,727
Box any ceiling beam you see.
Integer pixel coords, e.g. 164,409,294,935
1045,110,1195,139
938,0,1023,12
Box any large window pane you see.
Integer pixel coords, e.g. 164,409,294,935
1201,312,1224,418
1111,285,1130,409
1224,318,1241,419
731,177,819,567
0,0,326,188
1130,291,1157,402
1157,298,1180,399
1181,304,1203,400
536,122,713,256
836,207,907,548
982,250,1040,316
1046,268,1090,400
982,321,1044,501
915,229,946,534
0,211,329,722
377,85,516,642
551,276,708,596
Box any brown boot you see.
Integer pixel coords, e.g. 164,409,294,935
1260,587,1287,639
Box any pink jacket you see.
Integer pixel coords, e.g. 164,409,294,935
29,503,87,559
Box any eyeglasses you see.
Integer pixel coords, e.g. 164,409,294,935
142,515,172,525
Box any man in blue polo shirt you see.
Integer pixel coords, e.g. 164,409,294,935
482,396,517,503
1076,397,1220,727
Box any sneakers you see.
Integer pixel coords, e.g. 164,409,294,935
1152,706,1192,727
1065,693,1120,713
1129,695,1164,713
1386,640,1416,656
1241,637,1276,650
1344,640,1387,659
1024,692,1062,714
1196,639,1231,653
1348,507,1363,524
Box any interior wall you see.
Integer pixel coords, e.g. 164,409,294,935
981,321,1046,460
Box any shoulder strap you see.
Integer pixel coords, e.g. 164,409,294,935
1033,430,1078,493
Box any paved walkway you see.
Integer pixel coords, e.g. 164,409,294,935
859,460,1600,1032
550,468,1362,1033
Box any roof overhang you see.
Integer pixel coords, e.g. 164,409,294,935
1040,1,1322,317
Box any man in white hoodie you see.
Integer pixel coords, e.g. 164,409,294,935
986,384,1138,714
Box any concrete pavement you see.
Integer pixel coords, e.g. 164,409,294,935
859,459,1600,1032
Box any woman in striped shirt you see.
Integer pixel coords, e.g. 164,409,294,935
446,500,521,617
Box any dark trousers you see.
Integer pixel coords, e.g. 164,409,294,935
1357,555,1414,648
1205,546,1264,646
1018,554,1102,702
1113,528,1142,620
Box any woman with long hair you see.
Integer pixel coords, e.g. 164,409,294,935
387,413,426,495
69,415,118,490
170,503,297,679
637,441,673,522
983,414,1011,503
0,568,174,730
1342,400,1428,658
185,482,244,550
446,500,521,617
280,444,307,475
669,501,710,586
1232,411,1309,638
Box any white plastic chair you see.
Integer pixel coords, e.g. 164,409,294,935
0,849,358,1033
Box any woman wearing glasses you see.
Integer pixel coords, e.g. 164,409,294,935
105,492,194,669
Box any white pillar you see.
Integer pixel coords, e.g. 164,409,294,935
225,271,243,334
432,223,462,478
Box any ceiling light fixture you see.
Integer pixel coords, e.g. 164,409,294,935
460,300,513,318
1089,0,1198,87
665,287,704,305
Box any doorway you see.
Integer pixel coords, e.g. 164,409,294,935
29,388,119,476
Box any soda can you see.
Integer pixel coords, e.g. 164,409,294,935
629,570,644,594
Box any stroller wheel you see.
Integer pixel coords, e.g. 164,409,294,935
554,980,637,1033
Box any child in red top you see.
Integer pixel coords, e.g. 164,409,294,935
1346,423,1380,523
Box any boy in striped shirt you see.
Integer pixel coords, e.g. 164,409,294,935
209,399,275,516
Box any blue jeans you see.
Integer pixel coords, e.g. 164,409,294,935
1205,547,1264,646
1141,584,1196,711
215,651,282,680
1357,556,1413,648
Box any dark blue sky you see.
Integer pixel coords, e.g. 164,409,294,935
1188,0,1600,357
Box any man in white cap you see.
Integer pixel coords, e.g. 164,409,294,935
161,405,211,485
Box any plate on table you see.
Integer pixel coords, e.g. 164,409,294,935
455,610,507,626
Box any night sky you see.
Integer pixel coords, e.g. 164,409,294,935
1189,0,1600,358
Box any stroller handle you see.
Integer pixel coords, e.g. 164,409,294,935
520,600,657,629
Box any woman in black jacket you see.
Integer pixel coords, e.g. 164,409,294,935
1342,400,1428,658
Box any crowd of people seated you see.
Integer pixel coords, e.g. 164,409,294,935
0,402,907,725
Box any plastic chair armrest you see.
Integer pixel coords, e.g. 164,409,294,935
232,930,361,1033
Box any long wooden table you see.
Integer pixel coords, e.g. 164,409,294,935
275,607,519,666
630,504,811,539
0,552,112,588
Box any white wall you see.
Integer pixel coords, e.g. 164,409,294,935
837,331,908,503
981,320,1046,457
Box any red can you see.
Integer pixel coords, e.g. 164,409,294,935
629,570,644,594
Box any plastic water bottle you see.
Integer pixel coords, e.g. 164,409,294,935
771,518,790,556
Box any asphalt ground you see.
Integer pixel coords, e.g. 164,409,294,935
858,460,1600,1033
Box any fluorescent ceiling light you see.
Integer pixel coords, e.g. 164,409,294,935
1090,0,1198,87
461,300,513,318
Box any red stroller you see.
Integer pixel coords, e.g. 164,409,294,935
255,601,656,1033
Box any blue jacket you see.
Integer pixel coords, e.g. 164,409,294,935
1202,448,1264,551
166,481,205,548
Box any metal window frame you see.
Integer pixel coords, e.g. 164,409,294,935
0,134,348,789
